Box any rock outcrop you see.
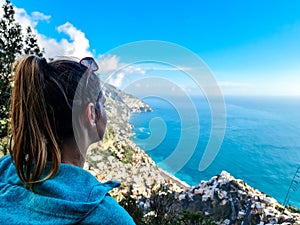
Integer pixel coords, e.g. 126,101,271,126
170,171,300,224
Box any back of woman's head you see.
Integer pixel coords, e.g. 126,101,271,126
10,55,100,189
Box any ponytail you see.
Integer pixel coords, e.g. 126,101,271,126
10,56,61,190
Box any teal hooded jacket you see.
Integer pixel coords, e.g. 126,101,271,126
0,155,135,224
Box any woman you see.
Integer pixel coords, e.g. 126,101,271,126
0,56,135,224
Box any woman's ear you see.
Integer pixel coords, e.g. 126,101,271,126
84,103,96,128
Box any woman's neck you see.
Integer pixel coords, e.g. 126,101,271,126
61,138,86,168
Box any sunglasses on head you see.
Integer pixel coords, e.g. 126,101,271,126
79,57,99,106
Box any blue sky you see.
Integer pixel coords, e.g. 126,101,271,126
6,0,300,96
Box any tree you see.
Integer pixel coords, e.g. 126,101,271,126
24,26,44,57
145,185,182,225
119,187,146,225
0,0,43,155
0,0,23,155
178,211,205,225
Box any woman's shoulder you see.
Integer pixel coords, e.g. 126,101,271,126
0,154,12,165
83,193,136,224
0,155,20,185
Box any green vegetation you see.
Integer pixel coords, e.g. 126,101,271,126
103,124,115,141
119,187,145,225
230,180,241,189
121,145,134,164
0,0,43,155
287,204,300,214
119,185,218,225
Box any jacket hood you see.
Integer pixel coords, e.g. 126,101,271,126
0,155,121,224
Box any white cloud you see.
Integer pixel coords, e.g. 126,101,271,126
218,81,252,88
216,81,254,96
98,54,147,88
123,65,146,75
97,55,120,73
0,0,5,16
14,7,37,30
31,11,51,23
5,3,92,58
35,21,92,58
147,66,192,71
109,72,125,88
97,54,146,75
14,8,50,32
54,22,91,57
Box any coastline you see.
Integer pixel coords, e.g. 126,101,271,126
158,167,190,190
92,84,300,223
128,96,300,210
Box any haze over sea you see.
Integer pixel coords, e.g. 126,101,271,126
130,96,300,208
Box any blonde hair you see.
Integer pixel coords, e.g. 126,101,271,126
10,56,61,189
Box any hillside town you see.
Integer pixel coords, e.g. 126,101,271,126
170,171,300,224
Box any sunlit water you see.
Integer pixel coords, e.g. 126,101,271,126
130,96,300,207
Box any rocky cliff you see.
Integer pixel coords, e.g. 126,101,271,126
85,82,185,201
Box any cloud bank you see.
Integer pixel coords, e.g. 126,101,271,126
11,4,92,58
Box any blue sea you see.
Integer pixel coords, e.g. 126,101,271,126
130,96,300,208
